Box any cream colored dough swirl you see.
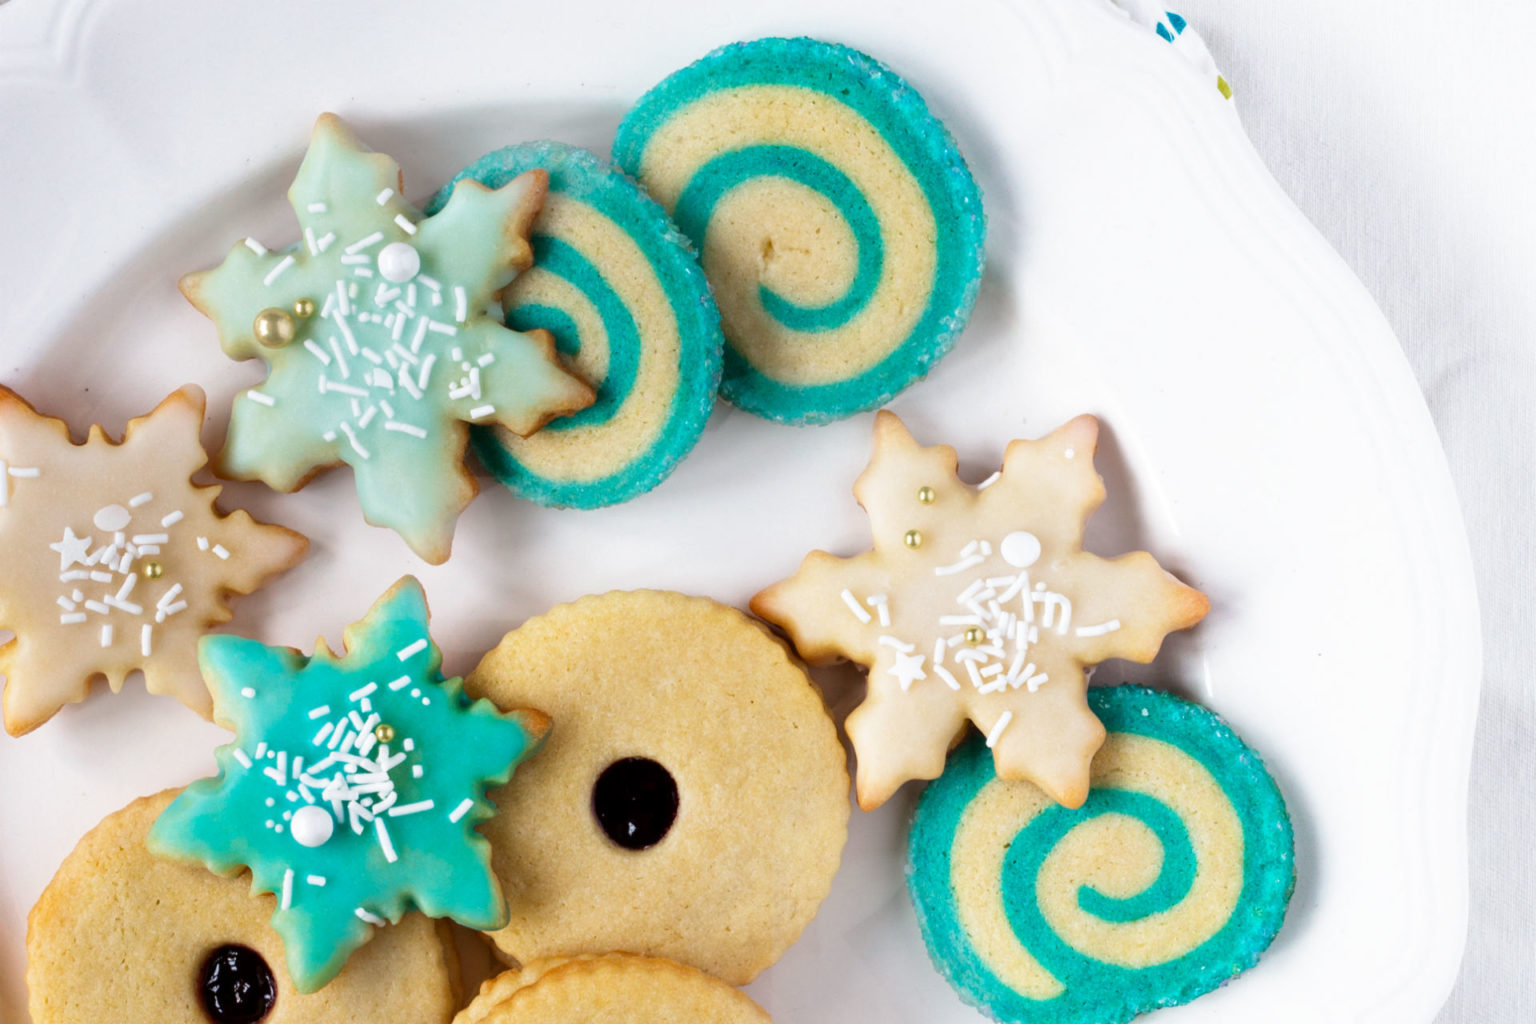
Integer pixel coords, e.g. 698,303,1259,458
496,195,679,482
637,85,937,386
951,733,1244,988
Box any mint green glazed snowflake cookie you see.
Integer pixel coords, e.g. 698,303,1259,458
148,576,550,993
181,114,595,563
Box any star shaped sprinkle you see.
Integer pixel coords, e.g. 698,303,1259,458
149,576,549,993
0,385,307,736
751,411,1208,810
181,113,595,563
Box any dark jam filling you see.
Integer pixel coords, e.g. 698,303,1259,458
198,944,276,1024
592,757,679,850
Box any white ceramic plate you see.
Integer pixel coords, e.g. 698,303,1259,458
0,0,1480,1021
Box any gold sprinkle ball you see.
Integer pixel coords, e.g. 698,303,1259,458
292,297,316,318
903,529,923,549
964,626,985,646
252,307,296,348
374,723,396,743
141,561,164,580
917,486,936,505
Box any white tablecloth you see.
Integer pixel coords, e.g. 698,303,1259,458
1173,1,1535,1018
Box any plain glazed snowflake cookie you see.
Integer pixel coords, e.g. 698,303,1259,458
907,685,1294,1024
456,955,771,1024
180,113,595,563
0,384,307,736
752,411,1208,810
464,590,849,985
27,790,460,1024
429,142,723,509
613,37,986,424
148,577,550,992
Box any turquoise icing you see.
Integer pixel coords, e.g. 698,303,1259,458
427,142,722,509
148,577,547,993
672,145,883,333
612,36,987,425
907,685,1295,1024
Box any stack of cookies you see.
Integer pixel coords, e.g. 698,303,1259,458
6,37,1292,1024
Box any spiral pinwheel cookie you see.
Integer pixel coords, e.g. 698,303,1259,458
465,591,849,985
752,411,1208,810
429,142,723,508
614,37,986,424
0,384,307,736
907,685,1294,1024
27,790,460,1024
457,955,771,1024
180,113,595,563
148,577,549,992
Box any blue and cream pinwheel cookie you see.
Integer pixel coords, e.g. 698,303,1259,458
148,576,550,993
180,114,596,562
907,685,1294,1024
614,37,986,424
429,142,723,508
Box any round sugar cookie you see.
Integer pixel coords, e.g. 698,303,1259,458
456,955,771,1024
427,142,723,508
907,685,1294,1024
464,590,849,984
26,790,459,1024
613,36,987,424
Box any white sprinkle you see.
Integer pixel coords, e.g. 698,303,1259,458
308,705,332,721
977,471,1002,490
411,765,424,779
394,214,417,235
346,231,385,254
453,286,467,322
388,799,434,817
211,544,230,560
85,599,110,614
141,624,153,656
126,491,153,508
338,423,371,460
396,638,427,661
375,818,398,863
933,664,962,690
382,675,411,692
408,315,431,354
247,390,276,407
325,381,368,398
375,188,394,205
236,687,255,701
263,254,295,286
877,635,916,653
357,405,378,429
446,798,475,824
349,682,378,702
359,346,383,366
986,712,1014,748
157,600,188,620
1026,672,1050,692
307,875,327,886
840,589,872,623
468,404,495,420
866,594,891,627
59,612,87,625
305,227,320,255
416,353,436,390
57,595,76,612
426,320,456,336
303,338,332,366
477,353,495,367
243,237,268,255
280,868,294,909
935,555,987,577
232,749,253,769
355,908,386,926
196,536,209,551
159,510,184,529
1076,620,1122,637
933,638,945,667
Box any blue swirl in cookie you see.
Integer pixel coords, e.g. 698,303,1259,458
907,685,1294,1024
613,36,986,424
428,142,722,508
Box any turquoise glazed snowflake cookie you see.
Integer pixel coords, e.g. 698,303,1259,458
907,685,1293,1024
148,576,550,993
613,37,986,424
181,114,595,563
428,142,723,508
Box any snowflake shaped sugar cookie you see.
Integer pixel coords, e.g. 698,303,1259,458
149,576,550,993
0,385,306,736
181,114,595,563
751,412,1208,810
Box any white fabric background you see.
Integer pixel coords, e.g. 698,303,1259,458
1170,1,1535,1018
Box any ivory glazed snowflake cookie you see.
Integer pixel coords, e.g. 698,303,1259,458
149,576,550,993
0,385,306,737
181,114,596,563
751,411,1208,810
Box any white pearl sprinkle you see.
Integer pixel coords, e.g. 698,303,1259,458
290,804,335,848
1000,530,1042,569
377,241,421,284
